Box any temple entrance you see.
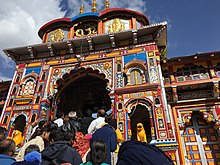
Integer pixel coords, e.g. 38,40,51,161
56,75,111,117
129,104,151,142
182,112,220,164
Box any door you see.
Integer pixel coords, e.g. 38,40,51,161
181,113,220,165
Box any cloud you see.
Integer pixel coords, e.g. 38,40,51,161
0,0,65,69
0,72,11,81
0,0,148,79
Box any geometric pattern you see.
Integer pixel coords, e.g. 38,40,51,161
182,113,220,165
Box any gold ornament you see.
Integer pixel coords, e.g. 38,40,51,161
105,0,109,9
79,4,84,14
50,29,64,42
104,62,111,69
108,18,125,33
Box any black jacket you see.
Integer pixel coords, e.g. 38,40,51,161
117,140,174,165
41,141,82,165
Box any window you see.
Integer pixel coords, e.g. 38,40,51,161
163,70,170,84
9,99,13,106
3,115,8,124
36,96,40,104
175,65,209,82
117,64,122,72
16,75,20,82
38,85,43,92
155,97,160,104
215,63,220,77
42,72,46,80
31,113,36,122
118,103,122,109
12,87,17,95
130,69,142,85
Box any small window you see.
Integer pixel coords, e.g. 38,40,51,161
117,64,122,72
9,99,13,106
3,115,9,124
130,69,142,85
36,96,40,104
16,75,20,82
31,113,36,123
12,87,17,95
118,103,122,109
42,72,46,80
155,98,160,104
38,85,43,92
177,77,184,82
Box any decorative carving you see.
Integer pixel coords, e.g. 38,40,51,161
49,62,113,98
50,29,64,42
200,111,215,123
20,76,37,96
74,25,97,37
116,73,123,88
108,18,125,33
149,67,158,83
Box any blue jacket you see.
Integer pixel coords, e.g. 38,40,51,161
91,124,117,165
0,154,16,165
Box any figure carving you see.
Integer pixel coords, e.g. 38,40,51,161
50,29,64,42
136,123,147,142
12,130,24,147
108,18,125,33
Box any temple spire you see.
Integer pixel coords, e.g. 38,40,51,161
105,0,109,9
91,0,97,12
79,4,84,14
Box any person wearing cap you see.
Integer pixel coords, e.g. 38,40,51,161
87,109,106,134
68,111,81,132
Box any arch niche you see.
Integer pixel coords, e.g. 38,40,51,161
126,99,153,142
13,114,26,134
54,67,112,117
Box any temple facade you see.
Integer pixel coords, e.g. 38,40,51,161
0,1,220,164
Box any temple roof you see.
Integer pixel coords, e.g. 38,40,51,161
4,21,167,63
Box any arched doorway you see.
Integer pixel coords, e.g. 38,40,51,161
56,75,111,117
181,111,220,164
128,103,152,142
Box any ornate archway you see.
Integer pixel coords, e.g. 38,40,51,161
50,66,113,117
125,98,154,142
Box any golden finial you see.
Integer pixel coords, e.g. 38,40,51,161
79,4,84,14
105,0,109,9
91,0,97,12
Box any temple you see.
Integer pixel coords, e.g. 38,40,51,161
1,1,220,164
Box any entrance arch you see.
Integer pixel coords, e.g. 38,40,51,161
126,99,153,142
55,69,111,117
13,114,26,134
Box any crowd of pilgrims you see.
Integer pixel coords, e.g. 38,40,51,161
0,109,174,165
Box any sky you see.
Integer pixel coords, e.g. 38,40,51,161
0,0,219,81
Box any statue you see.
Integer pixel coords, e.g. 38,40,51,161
136,123,147,142
12,130,24,147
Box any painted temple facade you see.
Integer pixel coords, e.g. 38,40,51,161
0,2,220,164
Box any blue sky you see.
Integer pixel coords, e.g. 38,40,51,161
0,0,219,80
